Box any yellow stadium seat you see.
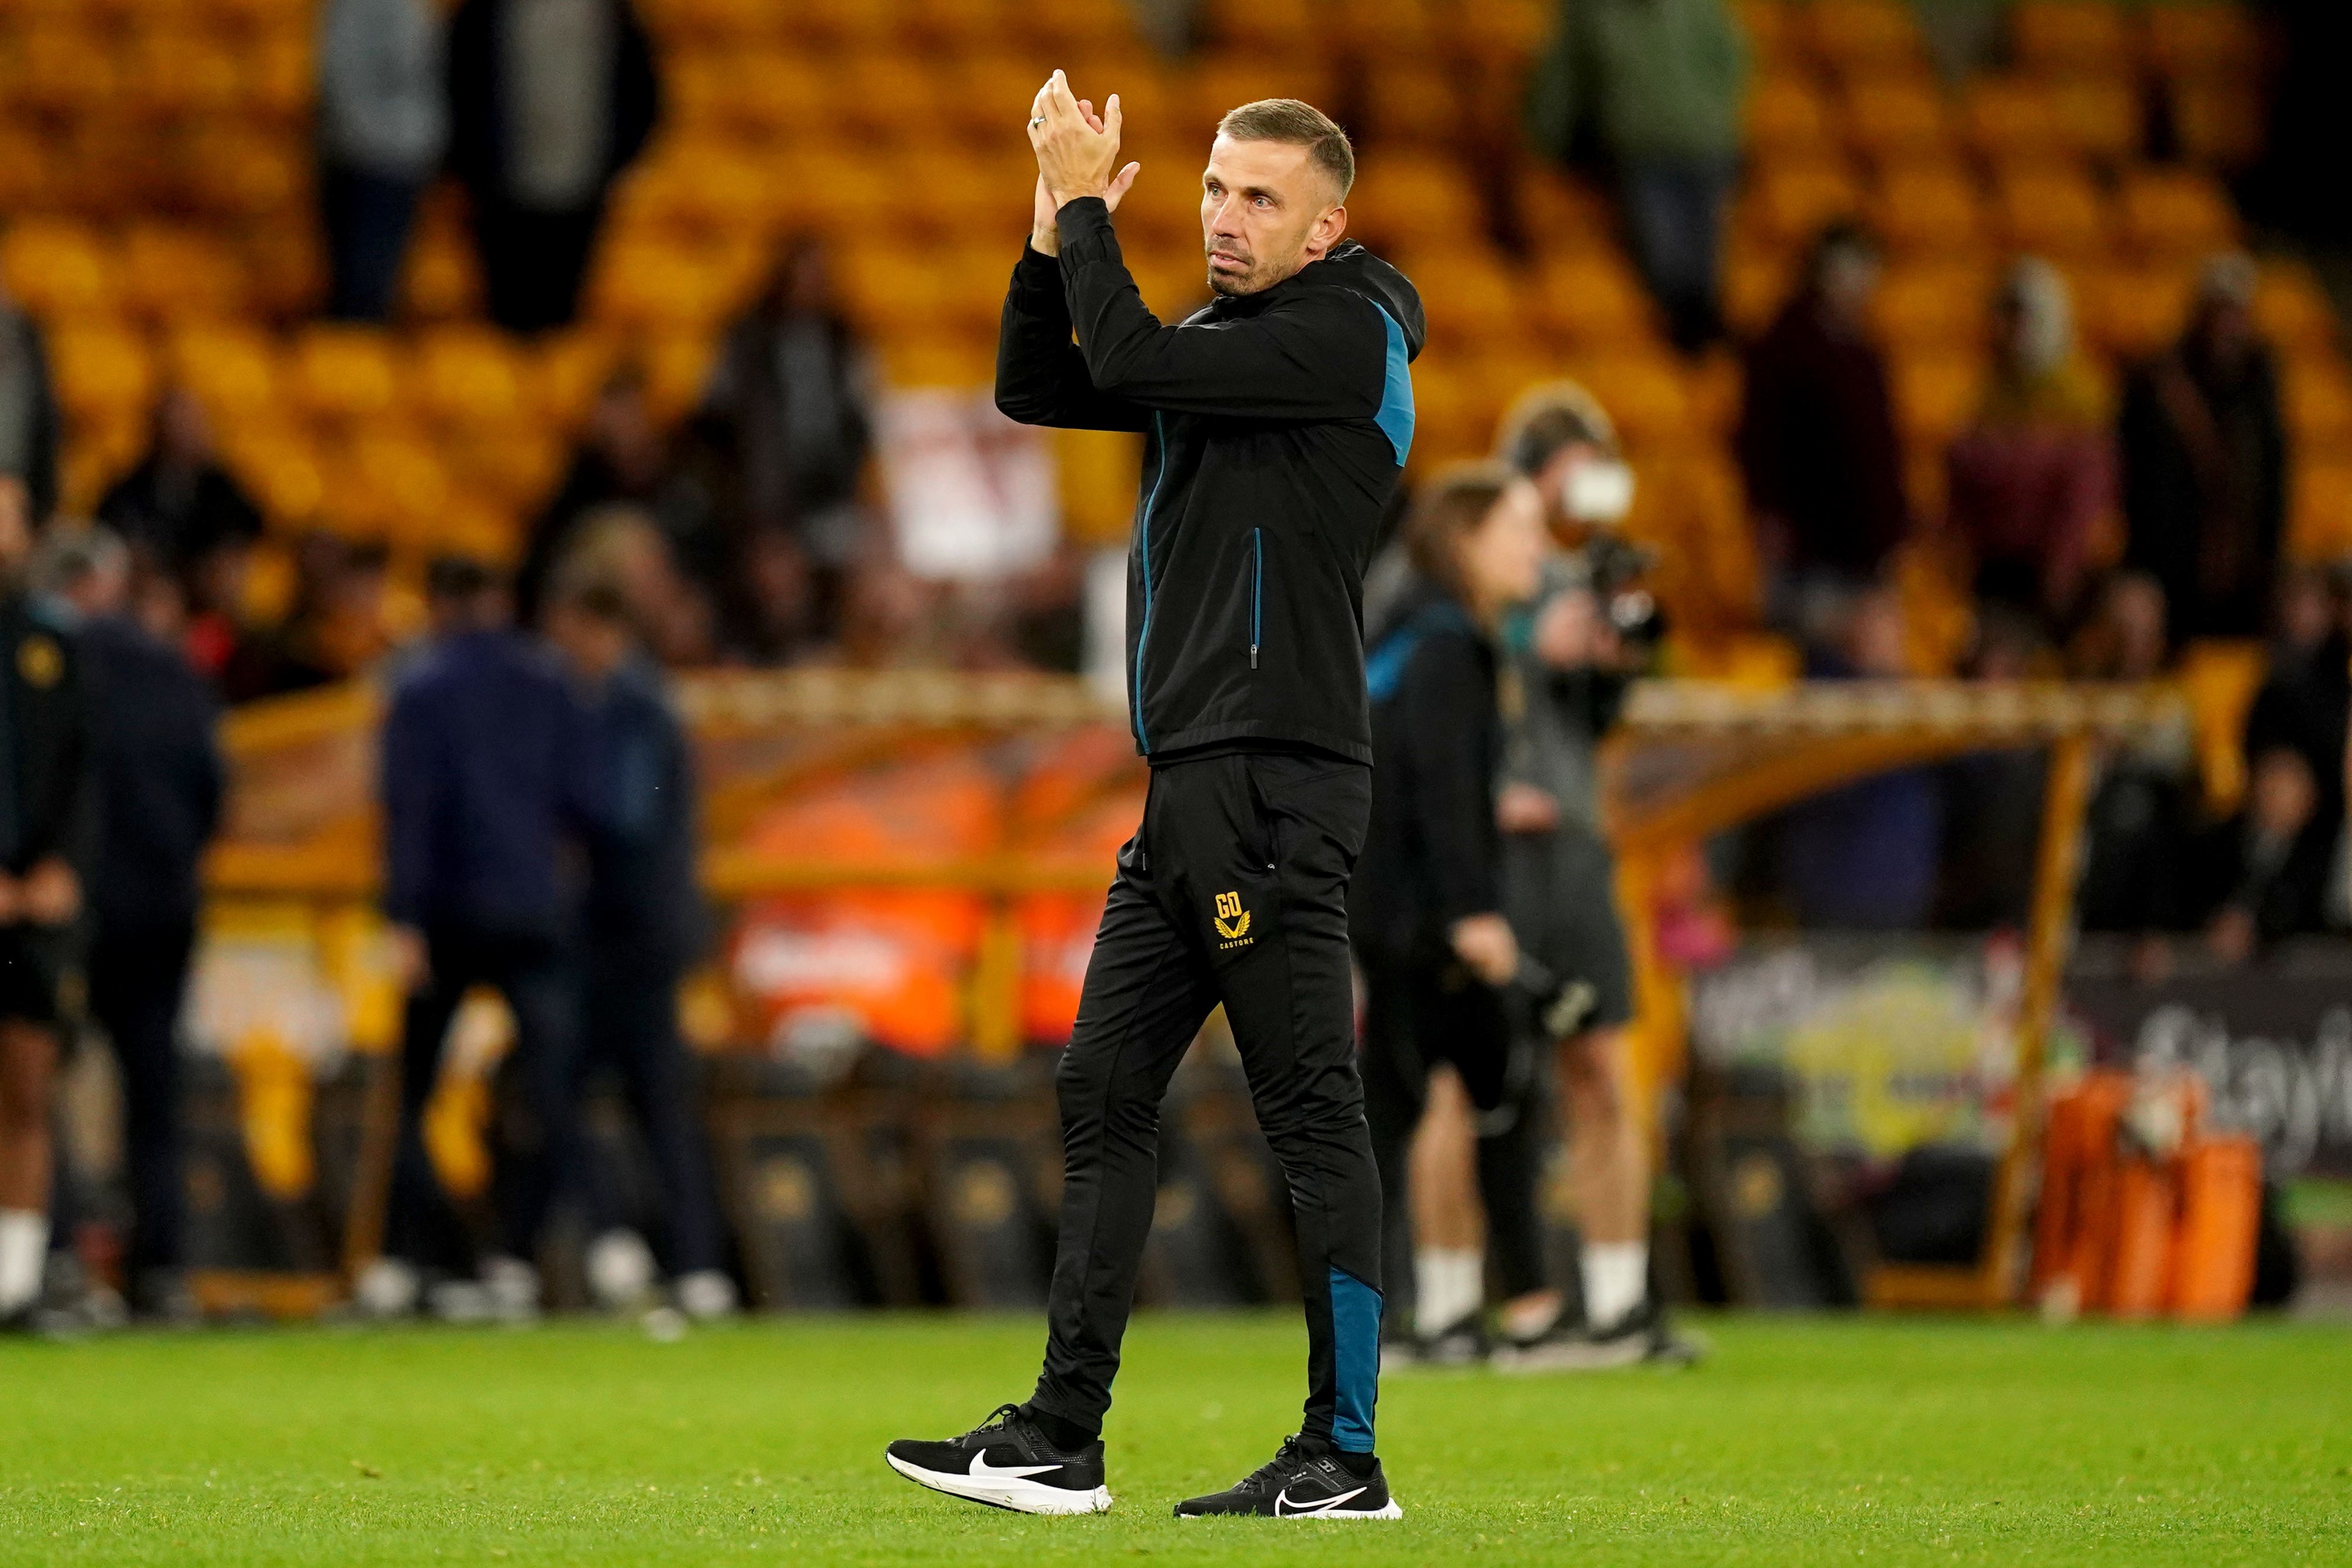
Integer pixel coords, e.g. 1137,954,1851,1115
2115,167,2239,260
589,241,732,332
2143,4,2262,84
878,334,996,390
2010,2,2130,79
2169,79,2265,171
399,225,485,321
834,54,953,144
1516,166,1617,256
245,33,315,121
1396,248,1525,350
1201,0,1317,52
446,423,565,511
2252,264,2340,359
1354,63,1469,151
291,325,400,425
411,328,532,431
2048,77,2140,163
1990,164,2112,260
1841,77,1954,163
1872,259,1993,349
1741,157,1864,250
2288,460,2352,562
12,25,119,116
0,120,55,213
1022,0,1143,53
118,225,250,323
0,218,115,319
1745,74,1839,159
1960,77,2064,164
220,425,325,531
1346,154,1484,254
1325,0,1440,59
1458,0,1551,67
659,52,735,134
1889,348,1984,445
944,54,1057,145
184,127,306,217
47,322,157,428
1868,160,1987,258
2075,260,2192,360
166,324,281,428
1723,246,1795,339
786,151,908,240
1533,253,1664,352
242,226,328,316
1799,0,1928,77
648,0,774,46
344,428,452,540
1731,0,1795,74
1179,59,1337,147
2283,362,2352,458
1566,354,1693,448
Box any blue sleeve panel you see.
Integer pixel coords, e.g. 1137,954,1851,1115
1375,311,1416,467
1328,1266,1383,1453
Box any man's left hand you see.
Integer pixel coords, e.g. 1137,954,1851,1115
1030,70,1139,211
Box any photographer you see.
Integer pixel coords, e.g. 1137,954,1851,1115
1480,384,1698,1368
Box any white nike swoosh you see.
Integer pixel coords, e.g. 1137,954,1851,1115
1275,1484,1368,1516
970,1452,1059,1481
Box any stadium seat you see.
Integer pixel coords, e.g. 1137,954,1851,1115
1740,157,1864,250
2142,4,2263,84
2288,460,2352,561
47,321,157,429
1888,348,1984,446
243,32,315,122
410,328,532,431
123,24,248,120
1515,166,1618,257
10,25,119,117
1959,77,2065,164
1722,247,1794,340
1730,0,1793,75
290,326,401,425
167,324,281,429
1872,259,1992,350
1326,0,1441,61
1840,78,1954,164
2251,263,2341,360
2048,77,2142,164
0,217,115,320
1179,59,1337,146
343,428,453,540
1745,74,1839,160
184,127,307,218
1346,154,1485,255
1990,164,2112,260
2071,262,2191,361
1456,0,1550,68
1354,64,1469,152
2115,167,2239,261
118,225,250,323
1566,354,1693,449
1396,246,1525,350
1868,160,1987,258
2010,2,2130,80
1532,253,1662,352
2282,362,2352,459
1799,0,1928,78
1199,0,1318,53
2168,79,2265,171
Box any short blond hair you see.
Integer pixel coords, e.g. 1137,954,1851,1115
1215,98,1354,199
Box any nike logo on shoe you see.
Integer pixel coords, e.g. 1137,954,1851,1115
1275,1484,1368,1516
969,1453,1058,1481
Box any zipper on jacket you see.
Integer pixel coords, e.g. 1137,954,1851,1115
1249,527,1262,669
1133,413,1170,750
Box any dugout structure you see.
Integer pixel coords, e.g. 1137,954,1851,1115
199,672,2178,1313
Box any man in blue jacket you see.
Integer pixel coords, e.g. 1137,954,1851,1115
887,82,1421,1522
367,556,600,1318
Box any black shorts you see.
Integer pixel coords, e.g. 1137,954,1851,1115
1358,955,1528,1117
0,926,67,1026
1501,821,1634,1032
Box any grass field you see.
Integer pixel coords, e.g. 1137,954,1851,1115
1,1312,2345,1566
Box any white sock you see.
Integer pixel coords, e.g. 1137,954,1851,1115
0,1209,50,1313
1581,1240,1647,1329
1414,1246,1482,1336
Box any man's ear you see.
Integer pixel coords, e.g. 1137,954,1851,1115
1306,203,1348,262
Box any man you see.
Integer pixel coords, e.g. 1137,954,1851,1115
0,477,94,1332
539,571,734,1321
37,529,220,1322
885,80,1421,1520
318,0,447,320
361,556,600,1320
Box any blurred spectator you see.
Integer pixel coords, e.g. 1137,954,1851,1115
1526,0,1748,352
1943,259,2115,635
700,237,878,650
517,370,720,630
95,387,265,682
0,281,60,524
365,556,601,1320
446,0,659,334
1936,606,2053,930
35,529,220,1322
2120,255,2288,645
318,0,448,321
0,478,93,1332
1774,586,1943,929
220,534,394,704
2193,746,2331,962
1738,225,1909,644
550,504,715,665
2071,573,2198,939
2242,566,2351,898
540,570,734,1320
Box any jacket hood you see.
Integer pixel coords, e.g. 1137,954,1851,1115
1304,240,1426,362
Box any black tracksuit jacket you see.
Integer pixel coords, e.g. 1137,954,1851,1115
997,197,1426,763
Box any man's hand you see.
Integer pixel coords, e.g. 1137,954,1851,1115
19,859,78,926
1450,912,1519,988
1028,70,1139,223
1497,782,1561,834
387,923,431,995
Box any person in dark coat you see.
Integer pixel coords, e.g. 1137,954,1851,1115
541,571,733,1319
1348,463,1546,1348
444,0,658,333
0,480,95,1331
0,290,61,526
1737,223,1911,642
364,556,603,1320
34,529,220,1321
2120,253,2290,645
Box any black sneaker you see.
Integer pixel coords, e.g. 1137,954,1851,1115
1174,1435,1403,1520
1493,1297,1707,1372
1381,1313,1486,1375
885,1404,1111,1515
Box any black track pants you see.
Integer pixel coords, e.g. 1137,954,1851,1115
1029,750,1385,1451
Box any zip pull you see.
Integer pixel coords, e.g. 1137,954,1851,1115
1251,642,1259,669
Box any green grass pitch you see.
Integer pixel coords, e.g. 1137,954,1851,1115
1,1312,2345,1565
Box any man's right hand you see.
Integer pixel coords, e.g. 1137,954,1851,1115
387,923,430,995
1450,912,1519,988
1027,82,1139,257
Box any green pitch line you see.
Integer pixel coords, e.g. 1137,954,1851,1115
0,1313,2344,1566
